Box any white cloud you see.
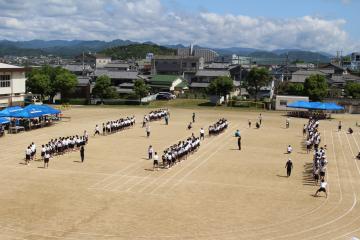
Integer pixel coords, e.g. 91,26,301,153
0,0,358,53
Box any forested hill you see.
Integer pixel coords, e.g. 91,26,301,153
100,44,176,59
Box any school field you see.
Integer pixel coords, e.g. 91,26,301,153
1,106,360,240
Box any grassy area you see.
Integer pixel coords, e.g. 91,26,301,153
73,99,268,112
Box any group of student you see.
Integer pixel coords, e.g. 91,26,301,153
208,118,228,136
304,119,321,154
94,116,135,136
304,118,328,198
25,131,88,167
149,134,201,171
142,109,169,127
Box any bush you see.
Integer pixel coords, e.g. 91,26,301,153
67,98,88,105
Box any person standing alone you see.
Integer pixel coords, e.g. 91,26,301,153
80,146,85,163
285,159,293,177
192,112,196,123
237,136,241,150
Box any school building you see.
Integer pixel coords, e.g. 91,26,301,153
0,63,26,108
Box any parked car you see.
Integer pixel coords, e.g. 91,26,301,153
158,92,176,99
156,94,172,100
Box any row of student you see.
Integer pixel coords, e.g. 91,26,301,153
94,116,135,136
208,119,228,136
304,118,321,154
25,131,89,166
149,136,201,170
142,109,169,127
305,117,328,197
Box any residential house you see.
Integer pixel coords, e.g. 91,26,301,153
147,75,188,93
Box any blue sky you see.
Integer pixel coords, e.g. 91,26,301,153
162,0,360,37
0,0,359,53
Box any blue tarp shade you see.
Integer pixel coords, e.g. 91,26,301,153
38,105,61,115
10,104,61,118
287,101,312,109
0,117,9,124
0,106,23,117
287,101,344,111
11,106,45,118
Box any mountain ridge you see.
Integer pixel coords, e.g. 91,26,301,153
0,39,333,63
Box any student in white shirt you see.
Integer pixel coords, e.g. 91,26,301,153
25,146,31,165
153,152,159,171
200,128,205,140
314,179,327,198
148,145,154,159
44,151,50,168
94,125,100,136
287,145,293,154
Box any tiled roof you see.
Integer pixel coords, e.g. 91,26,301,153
94,69,139,80
195,70,230,77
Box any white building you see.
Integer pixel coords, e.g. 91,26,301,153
0,63,26,107
350,52,360,70
275,95,309,111
95,54,112,69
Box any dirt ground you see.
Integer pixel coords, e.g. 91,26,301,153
1,106,360,240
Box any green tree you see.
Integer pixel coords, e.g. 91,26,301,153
92,75,117,102
244,67,271,101
53,71,77,100
207,76,234,102
26,65,78,102
133,79,149,104
345,82,360,99
304,74,328,101
287,83,304,96
26,73,51,99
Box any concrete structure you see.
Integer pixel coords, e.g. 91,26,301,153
96,54,111,68
177,46,219,63
152,56,204,75
0,63,26,107
350,52,360,70
275,95,309,111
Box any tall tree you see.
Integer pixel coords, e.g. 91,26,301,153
26,73,51,99
287,83,305,96
26,65,77,102
133,79,149,104
304,74,328,101
345,82,360,99
207,76,234,102
92,75,117,102
244,67,271,101
53,71,77,100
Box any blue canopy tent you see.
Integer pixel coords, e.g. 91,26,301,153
10,105,61,118
0,117,9,124
37,105,61,115
11,105,47,118
0,106,23,117
287,101,312,109
287,101,344,111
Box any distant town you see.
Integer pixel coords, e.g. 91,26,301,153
1,40,360,113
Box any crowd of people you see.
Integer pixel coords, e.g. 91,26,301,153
152,135,201,170
208,119,228,136
25,130,89,167
142,109,169,127
287,111,330,120
94,116,135,136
